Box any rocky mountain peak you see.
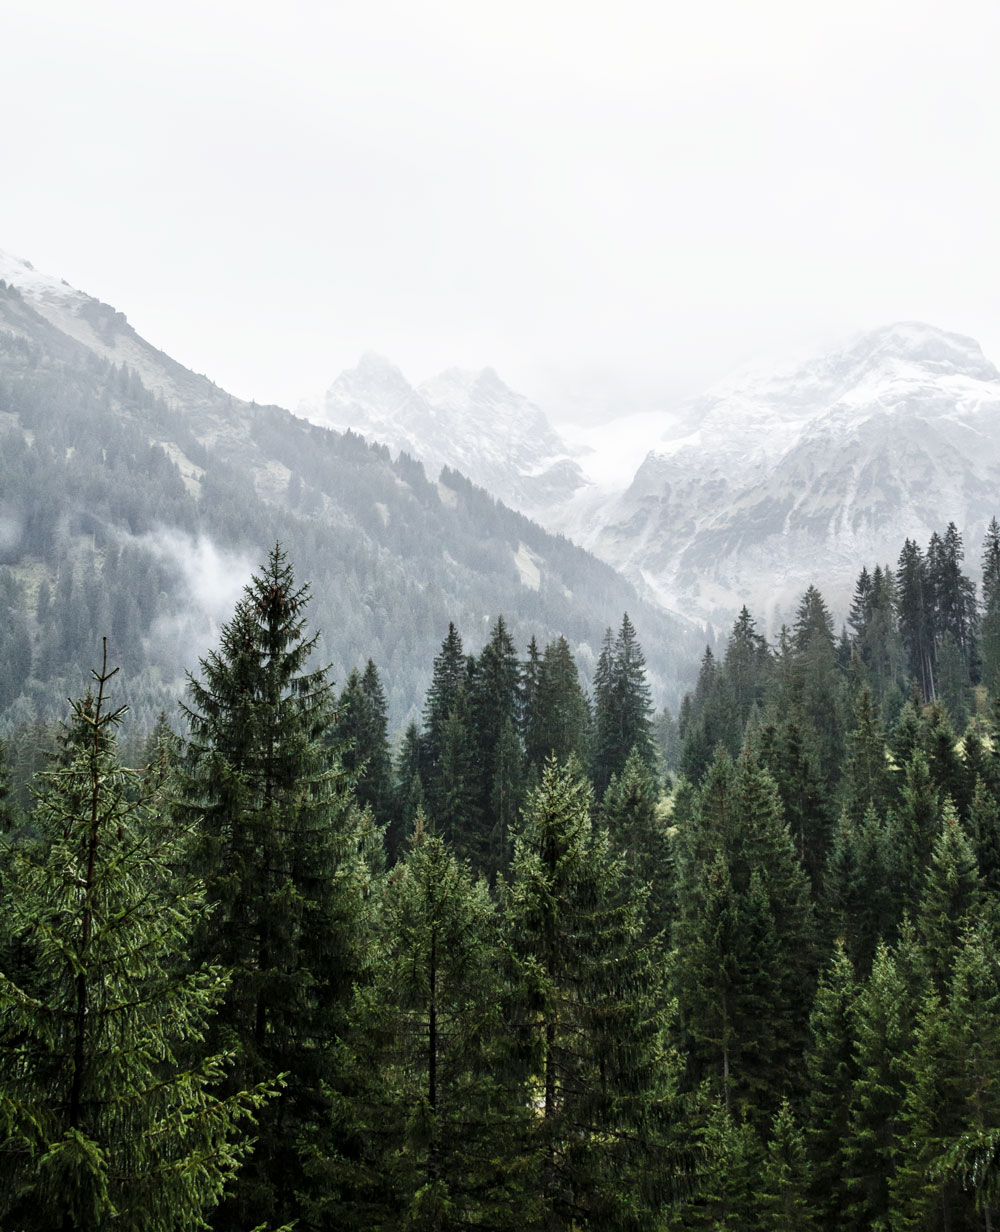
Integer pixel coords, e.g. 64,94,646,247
825,321,999,386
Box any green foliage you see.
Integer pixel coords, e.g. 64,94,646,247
503,759,676,1229
593,613,657,792
843,940,920,1231
180,545,378,1229
0,651,275,1231
681,1101,762,1231
893,924,1000,1230
757,1099,818,1232
602,747,674,940
804,941,858,1228
321,819,523,1229
672,750,815,1119
524,634,591,772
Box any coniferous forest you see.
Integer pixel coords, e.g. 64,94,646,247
3,522,1000,1232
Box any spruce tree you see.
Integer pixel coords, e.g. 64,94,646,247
889,750,942,916
336,658,394,829
841,683,893,824
822,807,896,973
421,622,468,787
0,650,274,1232
919,926,1000,1229
897,539,935,701
892,923,1000,1231
804,940,858,1228
757,1099,818,1232
324,819,523,1229
0,735,14,834
679,646,724,783
390,720,425,863
672,750,815,1118
916,800,983,995
789,586,845,789
758,717,830,888
843,940,920,1231
981,516,1000,691
180,544,377,1230
719,606,772,747
601,747,673,940
592,613,656,793
682,1102,762,1231
469,616,524,878
503,759,674,1229
524,635,591,773
968,773,1000,894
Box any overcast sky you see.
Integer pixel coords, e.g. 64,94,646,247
4,0,1000,421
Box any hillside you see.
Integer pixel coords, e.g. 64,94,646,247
0,252,703,732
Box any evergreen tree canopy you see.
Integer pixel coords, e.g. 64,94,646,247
180,544,377,1230
0,649,274,1232
592,613,656,793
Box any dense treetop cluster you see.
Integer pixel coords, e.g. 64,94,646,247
2,528,1000,1230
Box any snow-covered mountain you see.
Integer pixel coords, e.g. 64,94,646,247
572,322,1000,629
307,322,1000,634
300,354,589,518
0,249,227,411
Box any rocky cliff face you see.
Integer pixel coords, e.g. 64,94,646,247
302,353,589,518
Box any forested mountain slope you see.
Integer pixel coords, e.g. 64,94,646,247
0,254,702,732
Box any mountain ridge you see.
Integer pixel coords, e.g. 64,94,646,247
0,249,701,732
304,317,1000,632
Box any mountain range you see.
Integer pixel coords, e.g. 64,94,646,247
0,249,702,734
304,322,1000,631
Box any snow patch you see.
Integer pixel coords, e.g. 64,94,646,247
514,542,541,591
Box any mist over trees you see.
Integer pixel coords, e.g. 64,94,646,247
0,279,704,738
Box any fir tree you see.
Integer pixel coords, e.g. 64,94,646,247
757,1099,818,1232
804,941,858,1228
916,800,983,995
592,613,656,793
524,635,591,773
980,516,1000,690
601,746,673,940
336,658,394,829
503,759,674,1229
325,819,523,1230
180,545,377,1230
0,649,275,1232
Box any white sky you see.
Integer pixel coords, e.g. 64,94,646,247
4,0,1000,421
